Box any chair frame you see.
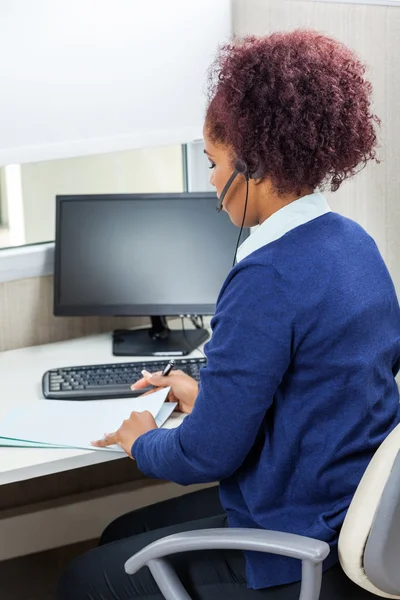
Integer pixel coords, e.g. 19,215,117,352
124,528,330,600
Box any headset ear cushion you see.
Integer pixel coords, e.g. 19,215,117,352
234,158,249,175
234,158,263,179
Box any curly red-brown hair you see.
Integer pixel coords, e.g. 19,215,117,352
206,30,380,194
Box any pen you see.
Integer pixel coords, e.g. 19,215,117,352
161,359,175,377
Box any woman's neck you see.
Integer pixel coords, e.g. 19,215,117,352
256,185,315,225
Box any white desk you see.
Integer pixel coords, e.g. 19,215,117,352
0,330,206,486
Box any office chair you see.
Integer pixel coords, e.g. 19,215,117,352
124,423,400,600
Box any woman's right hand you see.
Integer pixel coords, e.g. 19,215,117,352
131,369,199,414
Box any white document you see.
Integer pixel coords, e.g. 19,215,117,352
0,438,66,448
0,388,176,453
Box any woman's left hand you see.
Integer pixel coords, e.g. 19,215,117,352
91,410,157,457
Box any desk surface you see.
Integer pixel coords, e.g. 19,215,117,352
0,326,207,485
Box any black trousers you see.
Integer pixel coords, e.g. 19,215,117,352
57,487,380,600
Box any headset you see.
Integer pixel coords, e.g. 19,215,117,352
216,158,263,212
216,158,263,266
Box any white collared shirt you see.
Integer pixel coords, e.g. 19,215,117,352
236,191,331,262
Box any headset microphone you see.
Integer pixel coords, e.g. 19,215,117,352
216,159,263,212
216,159,249,212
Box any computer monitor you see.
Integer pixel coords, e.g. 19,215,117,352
54,193,249,356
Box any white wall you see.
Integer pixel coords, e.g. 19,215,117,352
20,145,183,244
0,0,232,164
0,169,8,225
233,0,400,293
301,0,400,5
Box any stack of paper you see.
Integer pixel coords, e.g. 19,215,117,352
0,388,175,452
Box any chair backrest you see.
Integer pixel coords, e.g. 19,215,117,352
338,422,400,598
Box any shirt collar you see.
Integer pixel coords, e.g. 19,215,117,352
236,191,331,262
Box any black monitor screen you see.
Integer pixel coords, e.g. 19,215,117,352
54,193,249,317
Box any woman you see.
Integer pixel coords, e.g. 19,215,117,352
58,30,400,600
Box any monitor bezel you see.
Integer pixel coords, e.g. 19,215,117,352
54,193,250,317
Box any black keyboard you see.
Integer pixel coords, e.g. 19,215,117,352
42,357,207,400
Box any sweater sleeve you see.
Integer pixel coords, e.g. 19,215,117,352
131,263,295,485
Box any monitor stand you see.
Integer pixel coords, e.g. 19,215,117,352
112,316,209,357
